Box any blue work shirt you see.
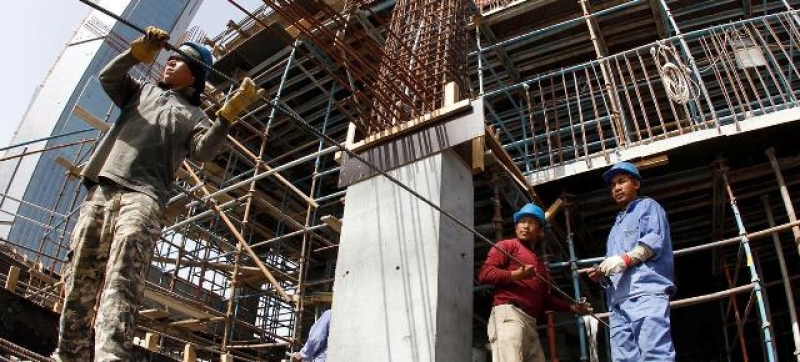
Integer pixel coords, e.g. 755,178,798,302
606,197,675,306
299,310,331,362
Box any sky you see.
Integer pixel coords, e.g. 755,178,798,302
0,0,263,149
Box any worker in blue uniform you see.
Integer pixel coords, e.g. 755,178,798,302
292,309,331,362
588,161,676,361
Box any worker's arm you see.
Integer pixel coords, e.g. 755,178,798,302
479,241,534,284
188,78,265,162
298,310,332,360
187,118,231,162
599,199,664,276
99,27,168,108
634,198,669,258
98,50,143,108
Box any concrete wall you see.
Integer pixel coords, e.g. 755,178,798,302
328,149,474,362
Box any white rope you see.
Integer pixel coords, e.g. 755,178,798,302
583,315,600,362
661,62,690,105
651,42,696,105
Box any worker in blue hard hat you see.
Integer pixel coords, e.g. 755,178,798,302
52,26,265,362
480,203,591,362
588,161,676,361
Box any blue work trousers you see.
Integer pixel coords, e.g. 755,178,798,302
609,294,675,361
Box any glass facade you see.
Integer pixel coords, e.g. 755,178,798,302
6,0,203,270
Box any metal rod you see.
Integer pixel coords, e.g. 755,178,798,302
199,146,338,204
766,147,800,249
0,128,94,153
722,171,776,362
565,201,588,361
762,195,800,360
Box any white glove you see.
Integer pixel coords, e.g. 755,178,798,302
598,255,629,276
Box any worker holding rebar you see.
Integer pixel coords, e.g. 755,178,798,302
588,161,676,361
479,203,591,362
52,26,264,362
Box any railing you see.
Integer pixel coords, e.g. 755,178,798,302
482,10,800,178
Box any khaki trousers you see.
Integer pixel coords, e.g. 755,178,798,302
488,304,545,362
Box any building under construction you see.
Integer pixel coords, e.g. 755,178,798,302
2,0,800,361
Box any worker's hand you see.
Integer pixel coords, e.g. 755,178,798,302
130,26,169,63
291,352,302,362
511,265,536,281
571,300,593,315
217,77,266,124
586,266,603,282
598,255,629,276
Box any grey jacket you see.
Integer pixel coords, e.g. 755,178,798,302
81,50,230,205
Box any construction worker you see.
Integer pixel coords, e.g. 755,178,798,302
52,26,264,362
479,203,591,362
588,161,676,361
291,309,331,362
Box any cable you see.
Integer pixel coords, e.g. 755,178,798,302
76,0,609,328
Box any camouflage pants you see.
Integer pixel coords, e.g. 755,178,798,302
53,182,162,362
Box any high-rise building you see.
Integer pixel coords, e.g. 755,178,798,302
0,0,204,268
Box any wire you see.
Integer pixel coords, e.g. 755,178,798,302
76,0,609,328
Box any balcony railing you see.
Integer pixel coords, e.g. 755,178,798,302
482,10,800,182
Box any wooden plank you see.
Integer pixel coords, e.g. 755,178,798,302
143,289,216,320
140,308,171,320
321,215,342,233
545,198,564,221
54,156,82,178
634,154,669,171
348,99,471,153
444,81,460,106
144,332,159,351
471,136,485,174
28,267,58,285
305,292,333,305
484,126,534,201
183,344,196,362
73,105,110,132
5,266,19,292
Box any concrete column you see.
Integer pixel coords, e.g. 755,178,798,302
328,149,474,362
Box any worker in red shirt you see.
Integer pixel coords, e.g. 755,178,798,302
480,203,590,362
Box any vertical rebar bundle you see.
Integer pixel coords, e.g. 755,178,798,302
366,0,470,131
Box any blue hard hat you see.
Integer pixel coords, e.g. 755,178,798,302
178,42,213,77
175,42,213,100
513,203,548,230
602,161,641,185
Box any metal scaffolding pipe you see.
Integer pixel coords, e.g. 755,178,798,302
565,201,588,361
722,171,776,362
551,218,800,270
579,0,629,146
765,148,800,250
762,196,800,360
593,283,756,319
199,146,338,204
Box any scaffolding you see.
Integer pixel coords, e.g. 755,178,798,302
0,0,800,361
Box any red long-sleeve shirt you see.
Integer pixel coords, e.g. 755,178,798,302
479,238,572,319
